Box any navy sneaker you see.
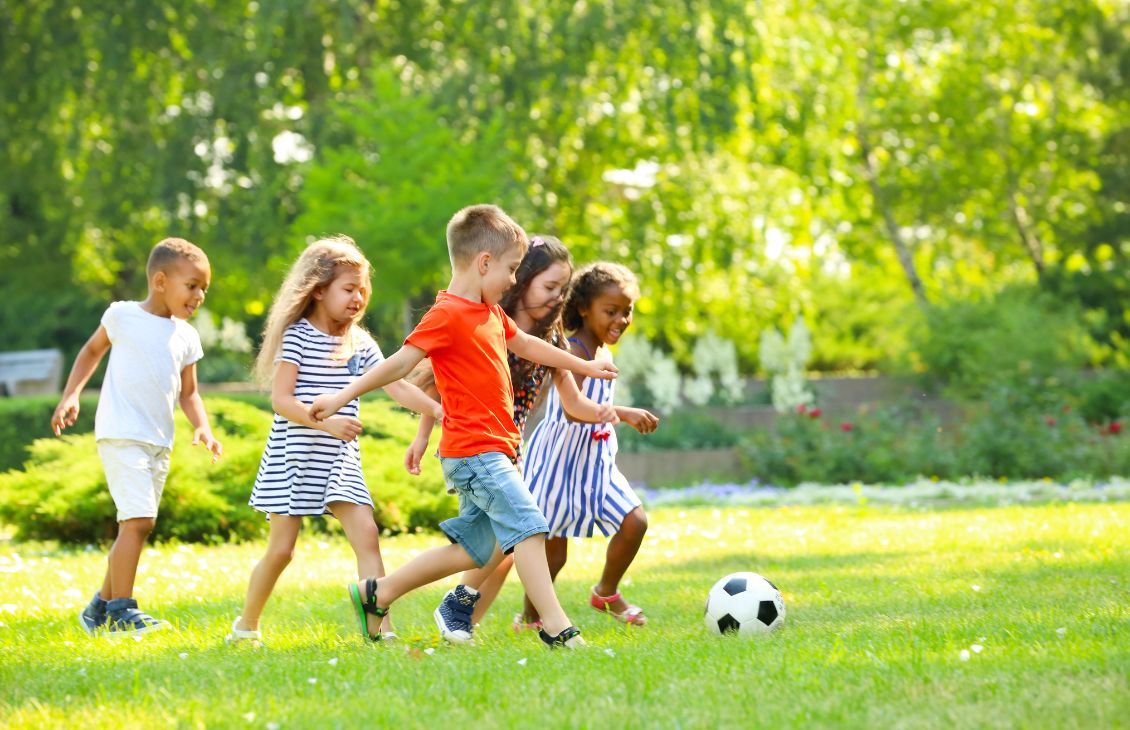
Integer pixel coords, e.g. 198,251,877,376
434,585,479,643
79,592,107,634
105,598,169,636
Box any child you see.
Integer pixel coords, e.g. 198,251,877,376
403,235,618,642
310,205,617,648
51,237,223,635
226,236,442,644
518,262,659,628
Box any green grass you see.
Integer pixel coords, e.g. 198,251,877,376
1,503,1127,729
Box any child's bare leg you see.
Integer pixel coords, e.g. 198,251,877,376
236,514,301,631
457,544,512,624
332,502,394,633
107,517,156,599
358,543,478,636
522,535,567,622
594,507,648,613
512,534,573,636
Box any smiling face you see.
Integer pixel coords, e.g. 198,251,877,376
313,266,369,326
579,284,634,345
519,260,572,321
480,244,526,305
156,257,211,319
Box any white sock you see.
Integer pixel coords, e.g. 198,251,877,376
463,585,479,596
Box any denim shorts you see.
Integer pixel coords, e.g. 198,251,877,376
439,452,549,567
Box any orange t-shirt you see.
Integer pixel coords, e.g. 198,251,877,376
405,291,520,459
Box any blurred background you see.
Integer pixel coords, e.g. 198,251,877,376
2,1,1129,512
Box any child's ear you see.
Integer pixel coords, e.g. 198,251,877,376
151,271,167,293
312,287,324,301
476,251,492,276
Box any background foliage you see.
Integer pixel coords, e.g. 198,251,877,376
3,0,1127,379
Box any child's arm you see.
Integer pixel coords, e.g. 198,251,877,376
51,325,111,435
382,380,444,422
179,362,223,462
508,330,618,380
309,345,427,422
272,361,363,442
551,368,618,425
405,414,436,475
614,405,660,434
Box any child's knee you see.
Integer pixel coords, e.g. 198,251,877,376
265,544,296,565
120,517,156,536
625,507,648,534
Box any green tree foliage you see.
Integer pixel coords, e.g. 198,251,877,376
3,0,1127,374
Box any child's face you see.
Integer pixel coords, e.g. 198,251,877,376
481,245,525,305
158,257,210,319
579,284,634,345
520,261,571,321
314,268,368,324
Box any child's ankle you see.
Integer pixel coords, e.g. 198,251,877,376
236,616,259,631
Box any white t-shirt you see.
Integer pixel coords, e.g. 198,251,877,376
95,301,204,448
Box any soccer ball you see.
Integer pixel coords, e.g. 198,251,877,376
704,572,785,636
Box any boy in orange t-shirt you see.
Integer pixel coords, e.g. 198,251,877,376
310,204,616,648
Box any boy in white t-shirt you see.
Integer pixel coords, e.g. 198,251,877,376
51,237,223,635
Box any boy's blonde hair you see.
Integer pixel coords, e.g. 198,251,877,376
446,204,528,268
254,236,372,385
563,262,641,332
147,237,207,277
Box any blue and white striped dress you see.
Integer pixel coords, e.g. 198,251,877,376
249,319,383,516
522,347,641,538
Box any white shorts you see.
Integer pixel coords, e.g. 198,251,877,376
97,439,172,521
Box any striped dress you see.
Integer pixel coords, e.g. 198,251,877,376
522,343,641,538
249,319,383,516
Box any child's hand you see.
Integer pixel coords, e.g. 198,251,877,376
51,395,81,436
309,393,342,422
622,407,659,434
192,427,224,463
432,403,444,422
585,358,619,380
404,437,429,476
322,415,363,442
595,403,620,425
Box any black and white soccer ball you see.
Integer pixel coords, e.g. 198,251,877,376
704,572,785,636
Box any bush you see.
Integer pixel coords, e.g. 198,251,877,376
739,395,1129,486
0,394,99,472
909,286,1091,399
0,396,454,543
617,408,739,453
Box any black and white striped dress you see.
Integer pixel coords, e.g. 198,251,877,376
249,319,383,516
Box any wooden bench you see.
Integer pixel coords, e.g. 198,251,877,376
0,349,64,396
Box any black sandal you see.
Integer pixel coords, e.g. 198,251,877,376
538,625,582,649
348,578,388,641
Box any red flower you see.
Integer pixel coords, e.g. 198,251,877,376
840,422,854,432
1044,416,1056,427
1109,421,1123,435
809,407,823,419
1061,404,1072,413
796,404,808,415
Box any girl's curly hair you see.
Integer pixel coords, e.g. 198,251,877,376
563,262,640,332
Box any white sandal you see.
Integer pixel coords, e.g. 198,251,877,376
224,616,263,645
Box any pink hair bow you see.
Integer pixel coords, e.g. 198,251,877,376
530,236,545,247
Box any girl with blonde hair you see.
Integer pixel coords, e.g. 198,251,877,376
227,236,442,643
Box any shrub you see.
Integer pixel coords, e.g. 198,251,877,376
0,396,454,543
0,394,99,472
616,408,739,453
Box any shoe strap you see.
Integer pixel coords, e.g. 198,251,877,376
363,578,389,618
539,625,581,648
592,588,622,606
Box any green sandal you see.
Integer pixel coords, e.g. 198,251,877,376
348,578,388,641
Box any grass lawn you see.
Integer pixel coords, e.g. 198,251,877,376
1,502,1127,729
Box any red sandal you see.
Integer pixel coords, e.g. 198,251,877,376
590,587,648,626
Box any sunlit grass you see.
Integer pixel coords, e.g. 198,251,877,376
1,503,1127,728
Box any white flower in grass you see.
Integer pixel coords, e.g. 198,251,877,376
243,712,256,722
63,588,82,599
179,652,188,659
604,649,616,657
327,658,339,666
971,585,981,592
64,641,73,647
959,649,970,661
517,658,528,666
307,677,317,685
971,644,984,653
423,648,435,656
267,723,280,730
1056,627,1067,637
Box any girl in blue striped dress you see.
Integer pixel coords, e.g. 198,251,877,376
226,237,442,644
521,262,660,627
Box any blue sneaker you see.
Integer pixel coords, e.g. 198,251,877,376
78,592,107,634
434,585,479,643
105,598,169,636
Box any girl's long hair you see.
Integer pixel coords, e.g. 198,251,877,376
499,234,573,385
253,236,372,385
